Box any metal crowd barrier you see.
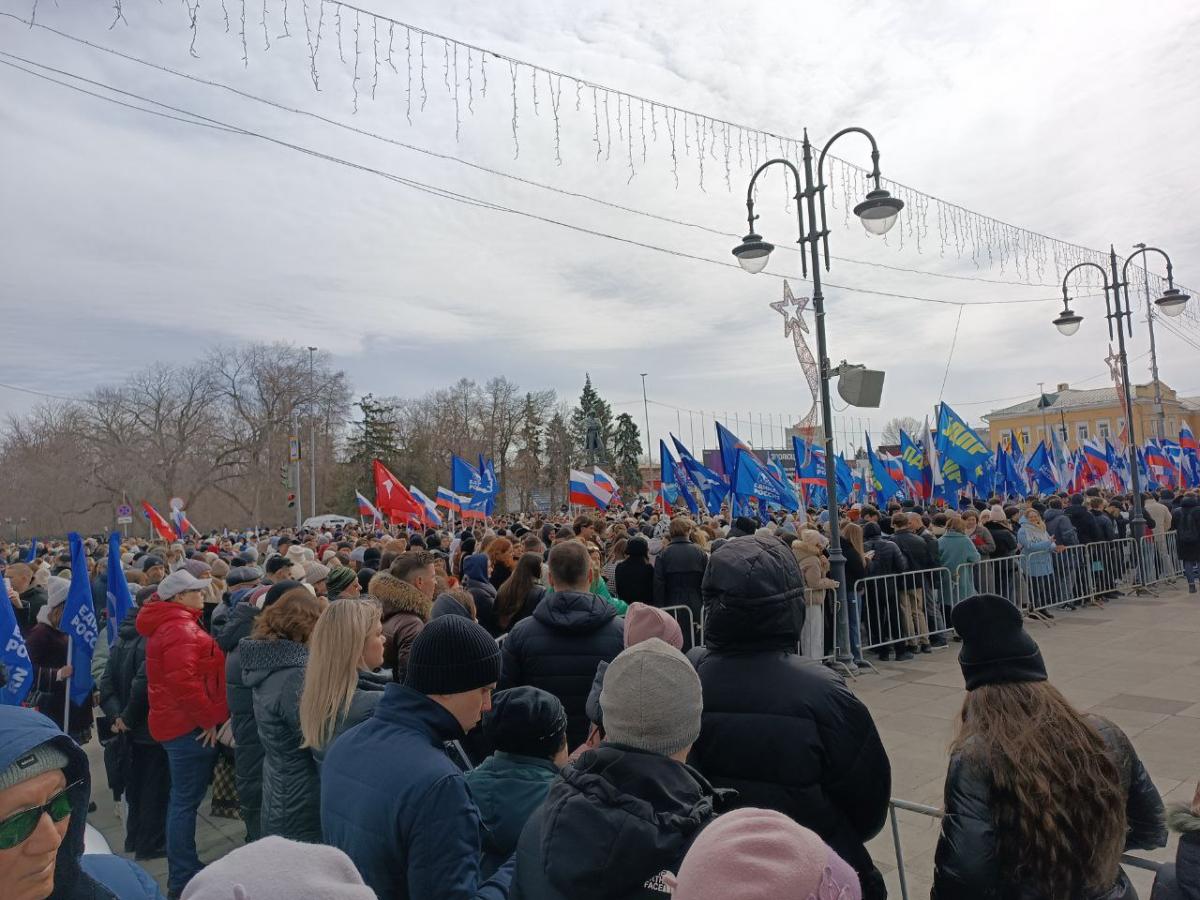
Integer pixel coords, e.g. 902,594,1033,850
657,604,699,650
887,798,1161,900
839,533,1189,662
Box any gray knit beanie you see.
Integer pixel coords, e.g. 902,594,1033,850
599,637,702,756
0,742,71,792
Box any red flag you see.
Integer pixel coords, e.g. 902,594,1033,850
373,460,424,525
141,501,175,542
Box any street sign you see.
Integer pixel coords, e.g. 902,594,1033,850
116,516,133,525
169,497,185,511
288,436,301,463
116,504,132,518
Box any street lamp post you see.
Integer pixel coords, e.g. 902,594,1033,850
307,346,318,520
1133,243,1167,441
732,127,903,667
1054,244,1190,542
640,373,652,466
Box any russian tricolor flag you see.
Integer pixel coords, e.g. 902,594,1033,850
436,487,465,513
409,486,443,527
569,470,611,509
1082,440,1109,478
592,467,620,501
356,491,383,522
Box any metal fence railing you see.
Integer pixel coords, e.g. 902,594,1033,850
887,798,1161,900
821,535,1187,664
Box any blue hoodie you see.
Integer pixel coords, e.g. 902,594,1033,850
0,705,162,899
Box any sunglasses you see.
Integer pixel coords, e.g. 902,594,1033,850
0,781,79,850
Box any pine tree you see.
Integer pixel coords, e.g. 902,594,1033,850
511,393,547,512
569,373,614,464
611,413,644,500
544,409,574,511
345,394,401,476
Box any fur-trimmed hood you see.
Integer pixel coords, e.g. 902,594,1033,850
1168,802,1200,833
369,571,433,622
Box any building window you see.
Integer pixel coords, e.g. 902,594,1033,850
1057,425,1068,442
1077,422,1089,442
1020,428,1031,447
1096,420,1110,439
998,428,1012,446
1036,425,1045,440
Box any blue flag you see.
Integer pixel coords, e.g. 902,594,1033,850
672,435,727,514
105,533,134,645
715,422,753,480
767,455,798,510
898,430,924,497
935,403,990,490
731,449,799,512
451,455,483,495
62,533,100,707
661,440,699,515
1027,442,1058,494
24,539,38,564
0,592,33,705
834,453,855,499
866,434,901,502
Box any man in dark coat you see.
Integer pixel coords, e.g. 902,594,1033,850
888,513,935,654
687,534,892,899
1171,493,1200,593
98,600,169,860
6,562,47,635
864,520,910,660
512,638,730,899
321,616,512,900
499,541,623,748
651,517,706,648
1065,494,1102,544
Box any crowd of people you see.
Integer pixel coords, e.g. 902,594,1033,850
1,486,1198,899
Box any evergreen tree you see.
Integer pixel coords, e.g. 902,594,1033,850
345,394,401,476
511,393,547,512
569,373,614,464
544,409,574,511
612,413,644,500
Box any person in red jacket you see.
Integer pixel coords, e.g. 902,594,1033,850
137,569,229,898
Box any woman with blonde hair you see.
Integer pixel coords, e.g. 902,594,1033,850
299,597,387,764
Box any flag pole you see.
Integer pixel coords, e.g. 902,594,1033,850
63,635,72,736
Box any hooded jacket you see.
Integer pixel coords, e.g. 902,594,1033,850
686,534,892,900
652,536,707,623
465,751,559,877
0,705,162,899
1150,803,1200,900
217,602,265,838
498,590,624,748
373,574,432,681
1172,495,1200,562
321,683,513,900
136,600,227,743
511,745,729,900
97,607,152,744
463,555,500,636
1043,506,1079,546
933,715,1167,900
1065,498,1102,544
240,638,320,842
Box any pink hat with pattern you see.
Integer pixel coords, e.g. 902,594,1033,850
669,808,861,900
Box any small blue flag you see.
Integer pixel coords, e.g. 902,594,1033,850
24,538,38,564
450,455,483,495
731,449,798,512
0,592,33,705
661,440,699,515
62,533,100,707
105,533,134,644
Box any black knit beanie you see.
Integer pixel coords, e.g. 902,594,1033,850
484,686,567,759
952,593,1047,691
404,615,501,695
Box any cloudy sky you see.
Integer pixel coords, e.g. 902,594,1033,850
1,0,1199,456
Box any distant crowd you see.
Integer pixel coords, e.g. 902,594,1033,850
2,489,1200,899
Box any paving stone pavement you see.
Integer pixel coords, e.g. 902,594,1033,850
83,581,1200,897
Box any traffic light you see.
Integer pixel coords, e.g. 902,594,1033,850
287,493,296,509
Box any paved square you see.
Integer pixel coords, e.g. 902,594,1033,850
84,582,1200,897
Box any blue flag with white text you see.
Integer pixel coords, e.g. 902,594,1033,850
0,593,33,705
63,533,100,707
731,449,799,512
672,435,727,514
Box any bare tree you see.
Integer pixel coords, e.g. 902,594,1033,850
881,416,923,446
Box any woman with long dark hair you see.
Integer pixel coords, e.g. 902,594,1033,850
494,552,546,633
933,593,1166,900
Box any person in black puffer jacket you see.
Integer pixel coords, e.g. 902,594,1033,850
512,639,733,899
614,536,655,607
241,588,327,842
499,541,623,749
1065,493,1102,544
1172,492,1200,592
218,579,301,842
98,599,169,859
933,593,1166,900
863,520,909,660
652,518,707,648
686,534,892,899
462,553,501,636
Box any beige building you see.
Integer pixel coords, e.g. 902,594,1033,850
984,381,1200,449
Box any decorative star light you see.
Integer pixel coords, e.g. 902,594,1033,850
771,280,821,431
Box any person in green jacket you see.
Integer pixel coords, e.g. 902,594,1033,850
585,542,628,614
938,515,982,607
465,686,568,877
